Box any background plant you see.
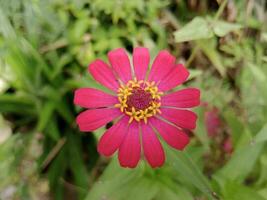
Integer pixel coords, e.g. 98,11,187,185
0,0,267,200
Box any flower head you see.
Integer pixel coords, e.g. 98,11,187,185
74,47,200,168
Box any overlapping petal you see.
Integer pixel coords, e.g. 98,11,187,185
133,47,150,80
148,50,175,83
141,122,165,168
160,108,197,130
118,122,141,168
149,117,189,150
158,63,189,92
74,88,118,108
76,108,121,132
88,59,119,92
98,116,129,156
161,88,200,108
108,48,132,83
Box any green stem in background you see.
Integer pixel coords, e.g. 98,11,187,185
214,0,228,20
41,137,66,170
162,9,180,29
185,45,199,67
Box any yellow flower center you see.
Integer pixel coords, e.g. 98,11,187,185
115,78,162,123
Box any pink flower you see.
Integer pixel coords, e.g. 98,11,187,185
204,107,221,137
223,137,233,154
74,48,200,168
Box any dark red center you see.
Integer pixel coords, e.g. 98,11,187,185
126,87,152,111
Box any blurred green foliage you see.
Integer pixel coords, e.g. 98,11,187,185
1,0,267,200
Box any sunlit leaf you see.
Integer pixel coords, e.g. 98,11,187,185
222,181,265,200
85,159,146,200
197,39,226,76
167,148,217,200
174,17,213,43
213,124,267,188
212,20,242,37
155,186,194,200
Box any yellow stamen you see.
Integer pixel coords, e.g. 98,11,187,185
115,79,162,123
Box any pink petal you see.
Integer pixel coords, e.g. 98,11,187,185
74,88,118,108
108,48,132,83
133,47,150,80
88,59,119,92
158,64,189,92
98,116,129,156
161,88,200,108
141,123,165,168
148,50,175,83
118,122,141,168
149,117,190,150
76,108,121,132
160,108,197,130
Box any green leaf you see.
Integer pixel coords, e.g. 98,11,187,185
86,158,153,200
174,17,242,43
48,146,67,200
0,10,51,91
20,38,52,81
223,109,244,146
167,148,217,200
45,117,60,141
258,188,267,200
223,181,265,200
252,123,267,145
213,124,267,187
56,99,74,123
67,132,89,199
214,142,263,184
256,152,267,186
174,17,213,43
188,69,203,80
68,18,90,43
261,32,267,42
212,20,242,37
37,101,56,132
4,41,37,91
155,186,194,200
111,177,159,200
247,62,267,82
0,8,16,39
194,107,210,150
197,39,226,76
0,94,35,115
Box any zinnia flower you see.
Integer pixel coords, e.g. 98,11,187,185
74,48,200,168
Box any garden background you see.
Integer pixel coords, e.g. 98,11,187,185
1,0,267,199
